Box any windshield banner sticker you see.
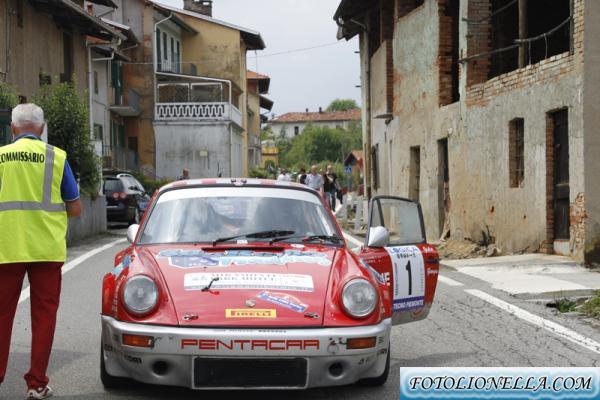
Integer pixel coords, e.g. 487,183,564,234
159,249,331,269
257,291,308,313
384,246,425,312
184,272,315,292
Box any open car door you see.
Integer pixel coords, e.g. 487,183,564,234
358,196,439,325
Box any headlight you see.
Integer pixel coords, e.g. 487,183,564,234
341,278,377,318
122,275,158,316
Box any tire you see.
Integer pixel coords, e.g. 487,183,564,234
357,344,390,387
100,342,129,389
128,207,140,226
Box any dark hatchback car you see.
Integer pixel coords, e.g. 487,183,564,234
103,173,151,225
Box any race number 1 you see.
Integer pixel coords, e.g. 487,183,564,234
384,246,425,312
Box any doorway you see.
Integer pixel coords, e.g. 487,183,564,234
552,109,570,242
438,138,450,239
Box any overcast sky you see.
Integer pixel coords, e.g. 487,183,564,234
160,0,361,117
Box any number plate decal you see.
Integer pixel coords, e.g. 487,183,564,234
384,246,425,311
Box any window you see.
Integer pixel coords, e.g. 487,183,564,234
509,118,525,188
176,40,181,73
439,0,460,105
294,126,300,136
409,146,421,202
163,32,168,61
38,73,51,87
487,0,571,80
93,71,98,94
156,28,162,70
171,37,175,68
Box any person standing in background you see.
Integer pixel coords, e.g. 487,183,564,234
297,168,307,185
305,165,323,193
323,164,339,210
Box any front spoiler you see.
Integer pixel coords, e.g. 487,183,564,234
101,316,391,390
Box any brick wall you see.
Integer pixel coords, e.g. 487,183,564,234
466,0,491,87
466,0,584,108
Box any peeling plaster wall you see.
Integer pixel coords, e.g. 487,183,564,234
365,0,588,259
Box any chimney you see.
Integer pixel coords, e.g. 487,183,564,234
319,107,323,113
183,0,213,17
305,108,309,113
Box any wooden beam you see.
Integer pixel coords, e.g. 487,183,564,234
518,0,528,67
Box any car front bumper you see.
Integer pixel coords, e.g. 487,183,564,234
101,316,391,390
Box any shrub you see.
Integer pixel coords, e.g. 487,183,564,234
34,80,100,197
0,82,18,109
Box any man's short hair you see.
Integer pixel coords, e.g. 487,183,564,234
12,103,45,129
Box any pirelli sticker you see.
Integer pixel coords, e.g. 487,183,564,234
226,309,277,318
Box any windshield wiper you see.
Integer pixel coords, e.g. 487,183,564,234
212,230,295,246
270,234,344,245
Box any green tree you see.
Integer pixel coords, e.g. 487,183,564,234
326,98,359,112
0,82,18,109
34,81,100,197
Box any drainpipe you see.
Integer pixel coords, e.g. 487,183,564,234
230,124,234,177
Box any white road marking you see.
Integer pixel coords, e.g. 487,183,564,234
465,289,600,355
343,231,364,248
438,275,464,287
18,238,127,304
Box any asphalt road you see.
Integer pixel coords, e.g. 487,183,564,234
2,232,599,399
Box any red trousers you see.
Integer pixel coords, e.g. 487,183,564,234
0,262,62,389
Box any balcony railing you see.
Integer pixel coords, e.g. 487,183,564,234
155,102,242,126
155,82,241,126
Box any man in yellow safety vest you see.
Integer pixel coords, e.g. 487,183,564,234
0,103,82,400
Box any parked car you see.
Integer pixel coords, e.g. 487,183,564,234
103,173,151,225
100,179,439,390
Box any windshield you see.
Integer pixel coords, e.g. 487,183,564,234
138,187,339,245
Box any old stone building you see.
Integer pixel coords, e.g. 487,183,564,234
335,0,600,263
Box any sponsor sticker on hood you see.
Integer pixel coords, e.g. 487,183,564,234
184,272,315,292
257,291,308,313
159,249,331,269
225,309,277,318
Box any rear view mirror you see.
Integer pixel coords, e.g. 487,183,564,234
127,224,140,244
367,226,390,248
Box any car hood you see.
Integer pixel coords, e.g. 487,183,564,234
142,245,337,327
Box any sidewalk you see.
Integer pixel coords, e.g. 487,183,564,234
443,254,600,299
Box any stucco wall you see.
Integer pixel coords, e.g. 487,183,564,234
154,122,235,179
67,195,107,243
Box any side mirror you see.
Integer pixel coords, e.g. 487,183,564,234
127,224,140,244
367,226,390,248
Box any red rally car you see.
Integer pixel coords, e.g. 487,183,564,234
100,179,439,390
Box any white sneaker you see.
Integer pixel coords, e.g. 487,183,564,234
26,386,53,399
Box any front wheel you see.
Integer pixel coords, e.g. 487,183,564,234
357,344,390,387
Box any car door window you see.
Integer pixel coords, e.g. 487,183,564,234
370,198,425,245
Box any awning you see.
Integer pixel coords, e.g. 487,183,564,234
102,18,139,44
260,95,274,111
333,0,371,40
87,0,118,8
29,0,126,41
